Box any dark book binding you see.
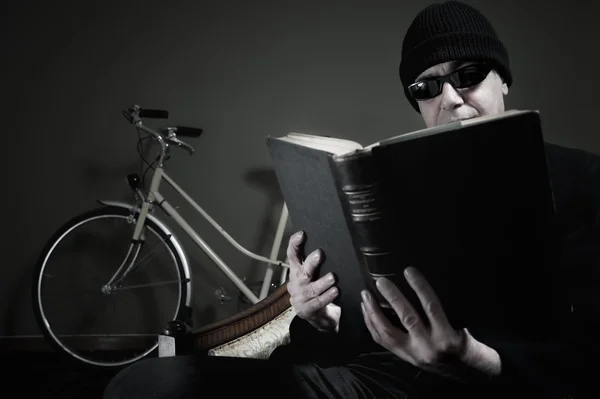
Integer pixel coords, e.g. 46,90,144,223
329,150,405,322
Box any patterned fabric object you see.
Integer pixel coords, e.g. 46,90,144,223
208,307,297,359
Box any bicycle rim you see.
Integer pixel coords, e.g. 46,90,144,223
33,207,188,368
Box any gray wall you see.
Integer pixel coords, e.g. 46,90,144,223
3,0,599,337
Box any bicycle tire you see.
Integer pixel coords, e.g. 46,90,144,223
32,205,190,368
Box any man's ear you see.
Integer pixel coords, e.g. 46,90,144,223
494,70,509,95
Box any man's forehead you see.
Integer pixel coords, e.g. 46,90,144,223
415,60,473,81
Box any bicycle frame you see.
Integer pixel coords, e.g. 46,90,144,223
116,162,290,306
105,107,291,307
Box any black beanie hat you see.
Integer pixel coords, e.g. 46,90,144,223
399,1,512,112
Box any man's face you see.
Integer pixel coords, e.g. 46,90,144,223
413,61,509,127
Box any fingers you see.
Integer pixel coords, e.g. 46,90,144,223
294,285,339,319
302,269,336,298
361,302,381,343
403,267,450,329
285,231,338,318
361,289,406,349
286,230,306,268
290,270,336,306
302,248,324,278
287,250,326,296
375,277,426,335
286,231,322,278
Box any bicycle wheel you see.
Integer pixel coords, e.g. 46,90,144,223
33,205,190,368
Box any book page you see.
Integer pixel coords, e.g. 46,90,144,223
458,109,533,127
366,122,461,148
366,109,534,149
278,132,363,155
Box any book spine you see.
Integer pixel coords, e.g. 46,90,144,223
331,150,400,311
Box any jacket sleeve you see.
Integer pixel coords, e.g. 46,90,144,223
268,315,347,365
473,145,600,398
475,334,596,397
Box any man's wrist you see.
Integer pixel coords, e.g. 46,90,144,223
311,304,340,334
459,332,502,378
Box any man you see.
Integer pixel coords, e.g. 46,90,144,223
104,1,599,398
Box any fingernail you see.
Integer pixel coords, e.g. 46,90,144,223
404,267,414,279
312,250,320,261
361,290,370,302
326,273,335,283
293,231,304,241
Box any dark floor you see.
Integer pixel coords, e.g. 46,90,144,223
5,350,123,398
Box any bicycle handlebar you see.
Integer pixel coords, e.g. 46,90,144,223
123,105,200,164
138,108,169,119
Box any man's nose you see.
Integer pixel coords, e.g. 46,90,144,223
440,82,464,110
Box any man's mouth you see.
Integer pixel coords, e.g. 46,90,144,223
449,115,477,123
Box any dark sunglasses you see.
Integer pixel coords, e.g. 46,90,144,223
407,63,494,101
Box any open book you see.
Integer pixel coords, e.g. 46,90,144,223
266,110,560,349
275,109,527,155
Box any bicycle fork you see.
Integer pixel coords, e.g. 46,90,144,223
101,202,150,293
102,173,186,294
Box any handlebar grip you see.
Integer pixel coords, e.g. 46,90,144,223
139,109,169,119
176,126,203,137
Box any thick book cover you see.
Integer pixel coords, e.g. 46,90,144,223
266,110,560,349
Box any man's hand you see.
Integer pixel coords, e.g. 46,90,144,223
361,267,502,380
286,231,341,333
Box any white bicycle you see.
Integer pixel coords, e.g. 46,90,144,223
32,105,291,368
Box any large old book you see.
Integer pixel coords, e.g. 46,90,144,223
266,110,560,349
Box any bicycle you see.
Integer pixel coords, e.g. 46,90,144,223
32,105,291,368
